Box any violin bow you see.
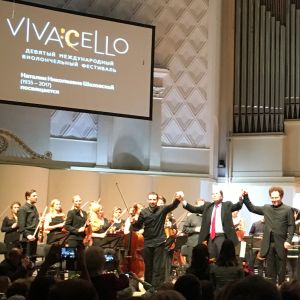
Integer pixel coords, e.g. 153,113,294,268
33,206,48,237
0,205,10,220
115,182,130,214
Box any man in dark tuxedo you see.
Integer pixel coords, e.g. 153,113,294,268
182,190,243,259
242,186,295,285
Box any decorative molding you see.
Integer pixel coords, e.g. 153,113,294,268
0,129,52,159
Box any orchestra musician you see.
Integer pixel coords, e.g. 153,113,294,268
88,202,110,247
131,191,183,288
232,210,245,241
121,203,145,278
123,204,143,235
109,207,125,234
1,202,21,255
44,199,66,245
17,189,39,259
181,198,205,264
64,195,87,248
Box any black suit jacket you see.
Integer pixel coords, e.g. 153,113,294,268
243,195,295,259
184,200,243,245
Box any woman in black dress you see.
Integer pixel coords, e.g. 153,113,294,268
44,199,66,244
89,202,110,247
1,201,21,253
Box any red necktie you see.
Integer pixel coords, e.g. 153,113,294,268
210,204,219,240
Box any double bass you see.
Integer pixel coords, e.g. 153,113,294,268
121,204,145,278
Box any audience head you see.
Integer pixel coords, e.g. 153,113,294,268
7,248,23,267
217,275,281,300
85,246,105,275
280,279,300,300
191,243,209,267
174,274,202,300
217,239,238,266
150,290,185,300
27,276,56,300
0,276,11,294
6,279,30,299
47,279,98,300
157,281,174,291
200,280,214,300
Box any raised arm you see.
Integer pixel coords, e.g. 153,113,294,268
231,194,244,212
242,193,264,215
183,201,205,214
162,191,183,214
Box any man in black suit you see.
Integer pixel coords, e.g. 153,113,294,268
242,186,295,285
182,190,243,259
18,189,39,259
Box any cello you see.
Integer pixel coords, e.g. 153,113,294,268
122,204,144,278
115,183,145,278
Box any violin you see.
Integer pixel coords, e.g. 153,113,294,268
83,218,93,247
164,213,177,250
38,219,45,243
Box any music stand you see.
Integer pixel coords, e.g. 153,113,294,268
174,235,187,251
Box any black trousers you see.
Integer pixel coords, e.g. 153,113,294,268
142,243,165,288
266,242,286,284
208,234,226,259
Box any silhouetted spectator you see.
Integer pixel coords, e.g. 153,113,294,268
27,276,56,300
280,279,300,300
6,278,31,300
174,274,202,300
200,280,214,300
150,290,185,300
47,279,98,300
0,248,33,281
85,246,129,300
216,275,281,300
186,243,210,281
0,275,11,295
210,239,244,292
